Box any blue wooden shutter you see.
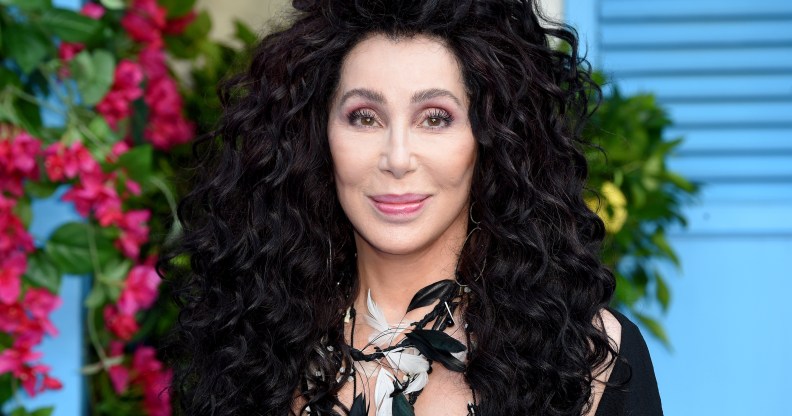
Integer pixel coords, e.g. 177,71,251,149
568,1,792,414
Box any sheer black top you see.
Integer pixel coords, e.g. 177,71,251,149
595,309,664,416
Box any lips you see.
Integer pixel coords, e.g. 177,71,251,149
369,194,430,218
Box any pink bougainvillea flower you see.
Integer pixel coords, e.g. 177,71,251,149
117,264,160,316
0,251,26,304
115,209,150,260
23,288,61,320
42,373,63,391
121,0,167,48
142,368,172,416
138,46,168,80
131,346,172,416
0,345,42,375
14,318,48,350
103,305,139,341
105,140,131,164
0,195,35,256
163,10,196,35
96,60,144,129
17,363,59,397
109,363,130,394
0,132,41,195
124,179,142,197
44,141,99,181
21,288,61,338
0,301,25,333
80,2,105,19
61,169,123,225
9,132,40,177
58,42,84,62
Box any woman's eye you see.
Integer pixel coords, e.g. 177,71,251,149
421,110,453,129
348,110,380,127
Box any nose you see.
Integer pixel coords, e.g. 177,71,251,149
379,125,416,178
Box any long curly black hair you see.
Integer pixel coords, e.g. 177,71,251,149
159,0,617,415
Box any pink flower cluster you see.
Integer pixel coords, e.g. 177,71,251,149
121,0,195,49
0,131,40,303
103,264,160,341
0,288,63,397
120,0,195,150
96,60,145,129
140,49,194,150
0,131,41,196
0,131,63,397
45,141,151,260
108,343,172,416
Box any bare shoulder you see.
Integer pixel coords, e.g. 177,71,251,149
598,308,623,350
584,308,623,416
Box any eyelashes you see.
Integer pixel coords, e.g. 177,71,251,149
346,108,454,129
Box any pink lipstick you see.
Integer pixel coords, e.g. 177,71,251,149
370,194,430,218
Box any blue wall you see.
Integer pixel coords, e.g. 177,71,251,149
568,0,792,414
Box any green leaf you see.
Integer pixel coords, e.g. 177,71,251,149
159,0,197,18
9,406,29,416
12,195,32,228
233,19,258,46
655,274,671,312
29,406,54,416
116,144,153,182
41,9,102,43
650,232,680,267
84,283,106,308
70,50,116,106
23,250,62,293
99,256,131,285
0,0,51,11
664,171,696,193
4,24,51,74
44,222,117,275
184,10,211,40
24,180,60,199
88,116,120,144
99,0,124,10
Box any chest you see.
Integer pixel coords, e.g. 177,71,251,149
334,363,474,416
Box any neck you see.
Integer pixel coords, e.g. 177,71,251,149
352,217,469,325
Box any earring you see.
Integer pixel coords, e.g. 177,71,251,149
455,202,486,289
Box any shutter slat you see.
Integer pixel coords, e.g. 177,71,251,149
668,156,792,180
614,75,792,102
667,129,792,154
603,47,792,74
602,20,792,48
602,0,792,22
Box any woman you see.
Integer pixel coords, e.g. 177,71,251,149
162,1,663,415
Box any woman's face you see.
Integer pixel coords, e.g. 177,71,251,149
328,34,477,256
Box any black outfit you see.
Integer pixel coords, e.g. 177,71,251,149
595,308,664,416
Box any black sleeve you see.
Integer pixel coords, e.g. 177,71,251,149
595,308,664,416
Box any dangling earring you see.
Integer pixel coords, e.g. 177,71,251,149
455,202,487,290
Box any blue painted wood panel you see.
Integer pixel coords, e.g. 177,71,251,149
568,0,792,414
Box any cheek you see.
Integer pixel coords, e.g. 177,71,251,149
328,128,371,194
432,136,477,189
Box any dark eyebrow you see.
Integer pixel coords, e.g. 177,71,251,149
339,88,386,105
337,88,463,107
411,88,462,107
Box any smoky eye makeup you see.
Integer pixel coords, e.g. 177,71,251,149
422,108,454,128
347,108,381,127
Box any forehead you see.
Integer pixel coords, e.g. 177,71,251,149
334,34,467,104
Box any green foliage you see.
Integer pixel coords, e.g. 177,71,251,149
584,81,701,346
